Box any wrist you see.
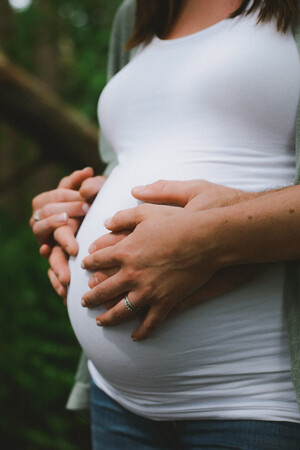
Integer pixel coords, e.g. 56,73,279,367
190,209,231,272
194,207,243,270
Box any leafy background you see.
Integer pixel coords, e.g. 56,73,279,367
0,0,121,448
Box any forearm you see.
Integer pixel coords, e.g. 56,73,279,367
208,184,300,268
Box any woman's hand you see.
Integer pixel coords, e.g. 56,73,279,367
30,167,95,255
30,167,107,300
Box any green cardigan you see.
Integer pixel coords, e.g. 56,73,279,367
66,0,300,412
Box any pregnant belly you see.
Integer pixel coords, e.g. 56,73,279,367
67,160,287,393
67,159,205,387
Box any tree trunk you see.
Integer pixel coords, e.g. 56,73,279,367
0,52,104,172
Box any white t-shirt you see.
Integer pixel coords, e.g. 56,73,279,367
67,11,300,421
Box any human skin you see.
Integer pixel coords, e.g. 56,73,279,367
31,171,295,342
30,0,248,312
30,167,106,298
165,0,242,39
81,182,300,341
31,172,265,314
79,0,299,340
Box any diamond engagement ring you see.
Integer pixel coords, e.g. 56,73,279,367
124,295,140,313
33,210,40,222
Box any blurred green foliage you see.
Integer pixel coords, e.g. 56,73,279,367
0,211,90,449
7,0,121,121
1,0,122,448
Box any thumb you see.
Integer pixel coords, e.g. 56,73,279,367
132,179,201,207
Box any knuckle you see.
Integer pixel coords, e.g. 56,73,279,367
112,210,122,223
81,177,92,188
140,285,152,300
60,272,70,285
32,194,42,210
53,227,63,242
59,176,69,187
151,316,161,328
42,204,50,217
143,321,157,333
153,179,167,191
57,286,65,297
124,267,136,283
79,181,89,195
191,180,203,193
54,226,71,243
48,270,57,287
136,203,148,217
95,175,105,185
114,307,124,320
55,189,65,202
138,202,148,212
114,246,128,263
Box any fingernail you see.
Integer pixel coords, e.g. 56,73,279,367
81,261,86,269
82,203,90,213
96,319,102,326
81,299,87,307
132,185,146,194
57,212,68,223
104,216,112,227
131,334,138,341
89,244,97,253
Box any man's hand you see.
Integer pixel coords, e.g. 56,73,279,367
81,179,266,340
131,179,259,211
82,203,221,339
89,181,300,335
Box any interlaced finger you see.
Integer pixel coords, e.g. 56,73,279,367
49,246,70,285
131,304,170,341
48,268,68,300
95,291,143,326
58,167,94,189
54,221,81,256
80,175,107,201
88,266,120,289
32,189,84,212
37,201,89,221
89,230,131,254
81,271,130,307
32,214,69,244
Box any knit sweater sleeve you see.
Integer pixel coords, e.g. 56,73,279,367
66,0,136,412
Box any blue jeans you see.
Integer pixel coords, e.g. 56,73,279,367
90,379,300,450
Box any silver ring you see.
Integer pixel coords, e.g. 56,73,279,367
124,295,140,313
33,210,40,222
